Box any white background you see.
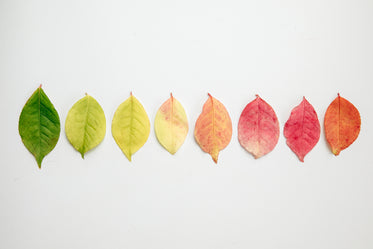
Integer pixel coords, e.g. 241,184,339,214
1,0,372,248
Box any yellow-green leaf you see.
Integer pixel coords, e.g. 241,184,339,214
65,94,106,158
112,93,150,161
154,93,188,154
19,85,60,168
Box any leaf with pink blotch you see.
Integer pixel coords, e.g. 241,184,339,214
238,95,279,159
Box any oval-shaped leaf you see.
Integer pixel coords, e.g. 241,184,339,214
194,93,232,163
65,94,106,158
18,85,60,168
238,95,279,159
324,94,361,155
284,97,320,162
154,93,188,154
112,93,150,161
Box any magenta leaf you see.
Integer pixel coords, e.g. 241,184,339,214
284,97,320,162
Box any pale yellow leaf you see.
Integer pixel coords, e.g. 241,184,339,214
154,93,188,154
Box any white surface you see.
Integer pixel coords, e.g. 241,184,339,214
1,0,373,248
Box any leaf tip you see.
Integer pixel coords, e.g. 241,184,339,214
255,94,260,98
125,152,132,162
211,149,219,163
332,148,341,156
35,155,44,168
39,84,42,89
80,152,85,159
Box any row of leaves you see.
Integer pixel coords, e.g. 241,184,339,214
19,86,361,168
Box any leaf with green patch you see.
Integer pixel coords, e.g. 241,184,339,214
112,93,150,161
65,94,106,158
18,85,61,168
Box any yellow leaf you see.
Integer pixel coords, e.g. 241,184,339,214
154,93,188,154
112,93,150,161
65,94,106,158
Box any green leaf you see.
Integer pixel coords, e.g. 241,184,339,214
65,94,106,158
18,86,61,168
112,93,150,161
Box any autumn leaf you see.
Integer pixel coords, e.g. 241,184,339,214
18,85,60,168
324,94,361,155
154,93,188,154
112,93,150,161
237,95,279,159
65,94,106,158
284,97,320,162
194,93,232,163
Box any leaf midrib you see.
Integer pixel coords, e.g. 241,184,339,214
129,95,133,157
210,96,216,150
338,95,341,150
300,99,306,142
38,87,41,165
170,95,175,150
256,97,260,151
81,96,91,157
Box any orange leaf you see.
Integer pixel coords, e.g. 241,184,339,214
194,93,232,163
324,94,361,155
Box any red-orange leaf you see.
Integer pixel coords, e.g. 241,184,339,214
284,97,320,162
324,94,361,155
194,94,232,163
238,95,279,159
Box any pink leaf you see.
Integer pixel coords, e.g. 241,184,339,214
284,97,320,162
238,95,280,159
